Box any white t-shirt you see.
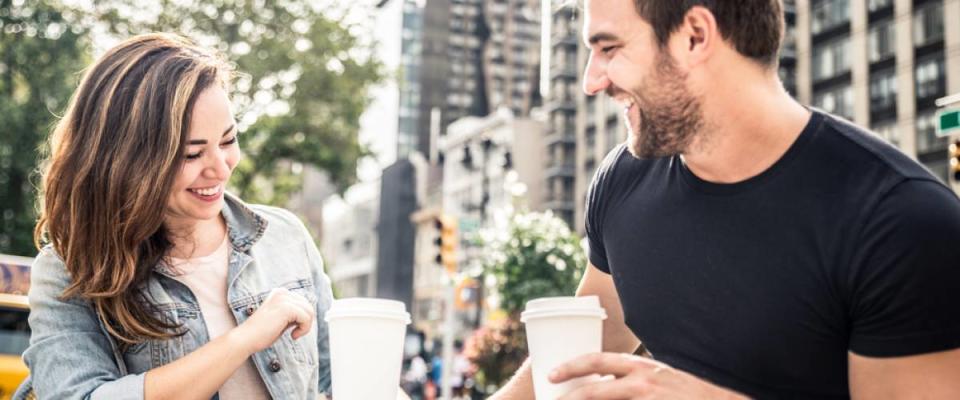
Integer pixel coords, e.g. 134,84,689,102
170,235,271,400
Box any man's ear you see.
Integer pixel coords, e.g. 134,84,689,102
667,6,719,69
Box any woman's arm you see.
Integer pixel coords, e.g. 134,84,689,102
24,250,145,400
144,287,314,400
25,250,314,400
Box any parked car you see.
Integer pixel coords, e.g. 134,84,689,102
0,255,32,400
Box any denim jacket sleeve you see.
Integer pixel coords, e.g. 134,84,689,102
21,247,145,400
297,217,335,396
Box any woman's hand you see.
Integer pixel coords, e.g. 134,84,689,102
233,287,315,354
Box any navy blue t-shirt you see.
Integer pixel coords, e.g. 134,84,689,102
585,110,960,398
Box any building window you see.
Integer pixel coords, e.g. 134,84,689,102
869,69,897,111
867,0,892,12
916,111,948,154
913,2,944,47
812,37,850,81
915,56,945,101
782,24,797,58
871,121,899,146
868,19,895,62
812,0,849,34
779,65,796,93
813,85,853,120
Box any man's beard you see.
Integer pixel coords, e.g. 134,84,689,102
613,52,704,159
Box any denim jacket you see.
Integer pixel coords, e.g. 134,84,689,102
16,193,333,399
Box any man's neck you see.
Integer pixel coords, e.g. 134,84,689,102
681,75,811,184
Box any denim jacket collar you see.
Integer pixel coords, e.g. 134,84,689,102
221,192,268,253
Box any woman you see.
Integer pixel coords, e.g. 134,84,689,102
17,33,333,399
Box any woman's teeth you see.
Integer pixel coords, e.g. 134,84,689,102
189,185,219,196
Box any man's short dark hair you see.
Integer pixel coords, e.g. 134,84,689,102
635,0,784,66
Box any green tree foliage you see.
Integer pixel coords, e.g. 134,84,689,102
482,211,587,315
0,0,89,256
92,0,385,204
0,1,384,255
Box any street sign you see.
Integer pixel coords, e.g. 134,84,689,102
937,109,960,138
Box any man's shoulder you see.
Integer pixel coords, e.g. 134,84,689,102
814,112,939,183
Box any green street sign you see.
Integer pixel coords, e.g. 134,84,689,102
938,109,960,137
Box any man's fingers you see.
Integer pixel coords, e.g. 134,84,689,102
550,352,661,383
557,377,651,400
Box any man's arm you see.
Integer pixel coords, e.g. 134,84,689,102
489,263,640,399
849,349,960,399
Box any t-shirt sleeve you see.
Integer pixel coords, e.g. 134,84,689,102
585,146,626,273
847,179,960,357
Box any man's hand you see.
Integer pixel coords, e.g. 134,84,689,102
551,353,748,400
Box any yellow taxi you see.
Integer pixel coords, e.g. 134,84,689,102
0,255,32,400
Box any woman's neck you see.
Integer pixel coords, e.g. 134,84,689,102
165,216,228,259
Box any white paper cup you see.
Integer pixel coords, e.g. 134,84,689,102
521,296,607,399
325,298,411,400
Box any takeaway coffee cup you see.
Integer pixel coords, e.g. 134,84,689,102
325,298,411,400
521,296,607,399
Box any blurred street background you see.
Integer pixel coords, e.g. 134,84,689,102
2,0,960,398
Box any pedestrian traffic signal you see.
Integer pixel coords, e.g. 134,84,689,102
950,139,960,182
433,214,458,274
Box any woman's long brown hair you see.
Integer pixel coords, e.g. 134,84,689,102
35,33,232,344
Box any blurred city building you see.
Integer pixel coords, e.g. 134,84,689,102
541,1,579,228
411,109,546,338
400,0,543,160
321,180,381,298
796,0,959,182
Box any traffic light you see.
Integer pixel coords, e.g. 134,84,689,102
950,139,960,183
454,278,479,311
433,214,458,274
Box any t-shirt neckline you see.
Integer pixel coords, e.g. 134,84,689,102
677,110,824,195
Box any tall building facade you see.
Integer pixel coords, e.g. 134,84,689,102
542,2,579,227
797,0,960,180
483,0,543,116
398,0,425,159
400,0,543,160
419,0,489,155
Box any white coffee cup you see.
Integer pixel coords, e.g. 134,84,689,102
325,298,411,400
521,296,607,399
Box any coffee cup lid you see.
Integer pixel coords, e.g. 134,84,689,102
520,296,607,322
324,298,412,324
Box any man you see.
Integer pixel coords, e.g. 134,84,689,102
491,0,960,398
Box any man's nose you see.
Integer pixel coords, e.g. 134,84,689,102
583,54,610,96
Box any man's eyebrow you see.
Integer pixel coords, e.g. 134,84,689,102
587,32,620,46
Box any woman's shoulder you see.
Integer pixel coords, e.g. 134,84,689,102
31,245,71,281
27,245,83,305
247,204,307,232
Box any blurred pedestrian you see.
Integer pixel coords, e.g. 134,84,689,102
402,353,428,399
